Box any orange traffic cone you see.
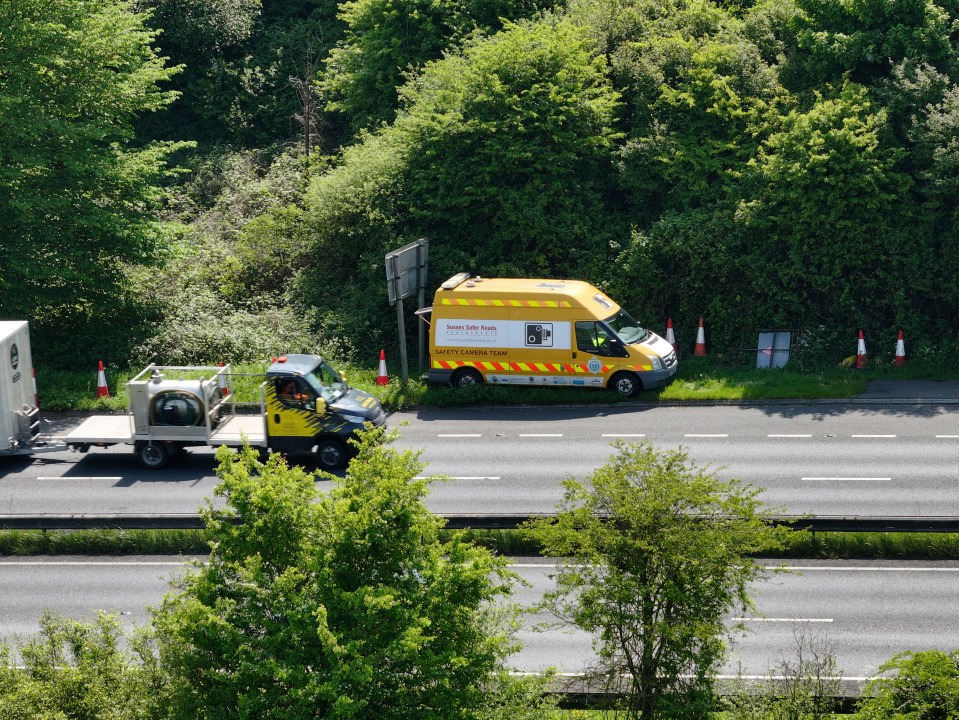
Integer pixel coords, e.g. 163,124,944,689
666,318,678,355
217,362,229,396
377,349,389,386
693,317,706,357
32,368,40,408
855,330,867,369
96,360,110,398
894,330,906,367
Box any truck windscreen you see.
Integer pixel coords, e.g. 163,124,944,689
604,310,648,345
304,361,348,403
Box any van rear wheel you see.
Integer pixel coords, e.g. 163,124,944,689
453,368,483,389
610,371,641,398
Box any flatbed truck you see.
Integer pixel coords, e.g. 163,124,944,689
1,321,386,470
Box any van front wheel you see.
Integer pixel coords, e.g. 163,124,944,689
453,368,483,389
316,438,347,470
610,371,641,398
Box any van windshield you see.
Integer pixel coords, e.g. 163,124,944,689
604,310,648,345
303,361,348,403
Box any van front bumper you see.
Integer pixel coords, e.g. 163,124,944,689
640,364,678,390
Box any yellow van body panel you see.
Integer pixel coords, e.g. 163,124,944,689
428,276,678,391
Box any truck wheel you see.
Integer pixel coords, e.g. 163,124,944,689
453,368,483,388
135,442,169,470
610,371,641,398
316,438,347,470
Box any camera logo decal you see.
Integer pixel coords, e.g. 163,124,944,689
525,323,553,347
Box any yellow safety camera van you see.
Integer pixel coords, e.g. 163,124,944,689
422,273,678,396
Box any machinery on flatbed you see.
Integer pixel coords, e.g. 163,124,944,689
1,321,386,470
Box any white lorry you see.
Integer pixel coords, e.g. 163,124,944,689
0,321,386,470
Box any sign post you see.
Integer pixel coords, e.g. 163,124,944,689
385,239,429,383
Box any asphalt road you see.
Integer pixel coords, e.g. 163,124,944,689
5,401,957,517
1,556,956,680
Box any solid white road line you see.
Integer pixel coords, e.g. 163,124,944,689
772,566,959,572
0,561,185,566
732,617,833,623
413,476,501,481
801,477,891,481
37,477,124,481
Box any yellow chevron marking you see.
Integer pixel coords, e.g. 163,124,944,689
492,299,505,306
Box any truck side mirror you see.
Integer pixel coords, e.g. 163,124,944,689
316,398,327,415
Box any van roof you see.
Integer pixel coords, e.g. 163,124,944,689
434,276,620,313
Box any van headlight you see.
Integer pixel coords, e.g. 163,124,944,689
650,356,663,371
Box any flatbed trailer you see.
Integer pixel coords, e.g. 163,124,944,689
58,408,269,449
40,364,274,468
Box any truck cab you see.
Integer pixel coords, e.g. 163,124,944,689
265,355,387,468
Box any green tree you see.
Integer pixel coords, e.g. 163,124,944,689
137,0,344,148
0,0,187,362
300,16,621,358
401,17,622,280
525,441,791,720
857,649,959,720
0,612,163,720
154,432,524,720
321,0,554,134
597,0,780,221
734,82,913,330
785,0,954,89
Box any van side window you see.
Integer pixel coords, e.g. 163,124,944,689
274,378,314,410
575,322,626,358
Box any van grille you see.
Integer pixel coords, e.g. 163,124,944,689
664,351,677,369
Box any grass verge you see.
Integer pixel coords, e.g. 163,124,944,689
36,354,959,412
4,528,959,560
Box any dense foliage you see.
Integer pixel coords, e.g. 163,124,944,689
153,433,525,719
525,441,791,719
858,649,959,719
0,612,164,720
5,0,959,368
0,0,188,364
